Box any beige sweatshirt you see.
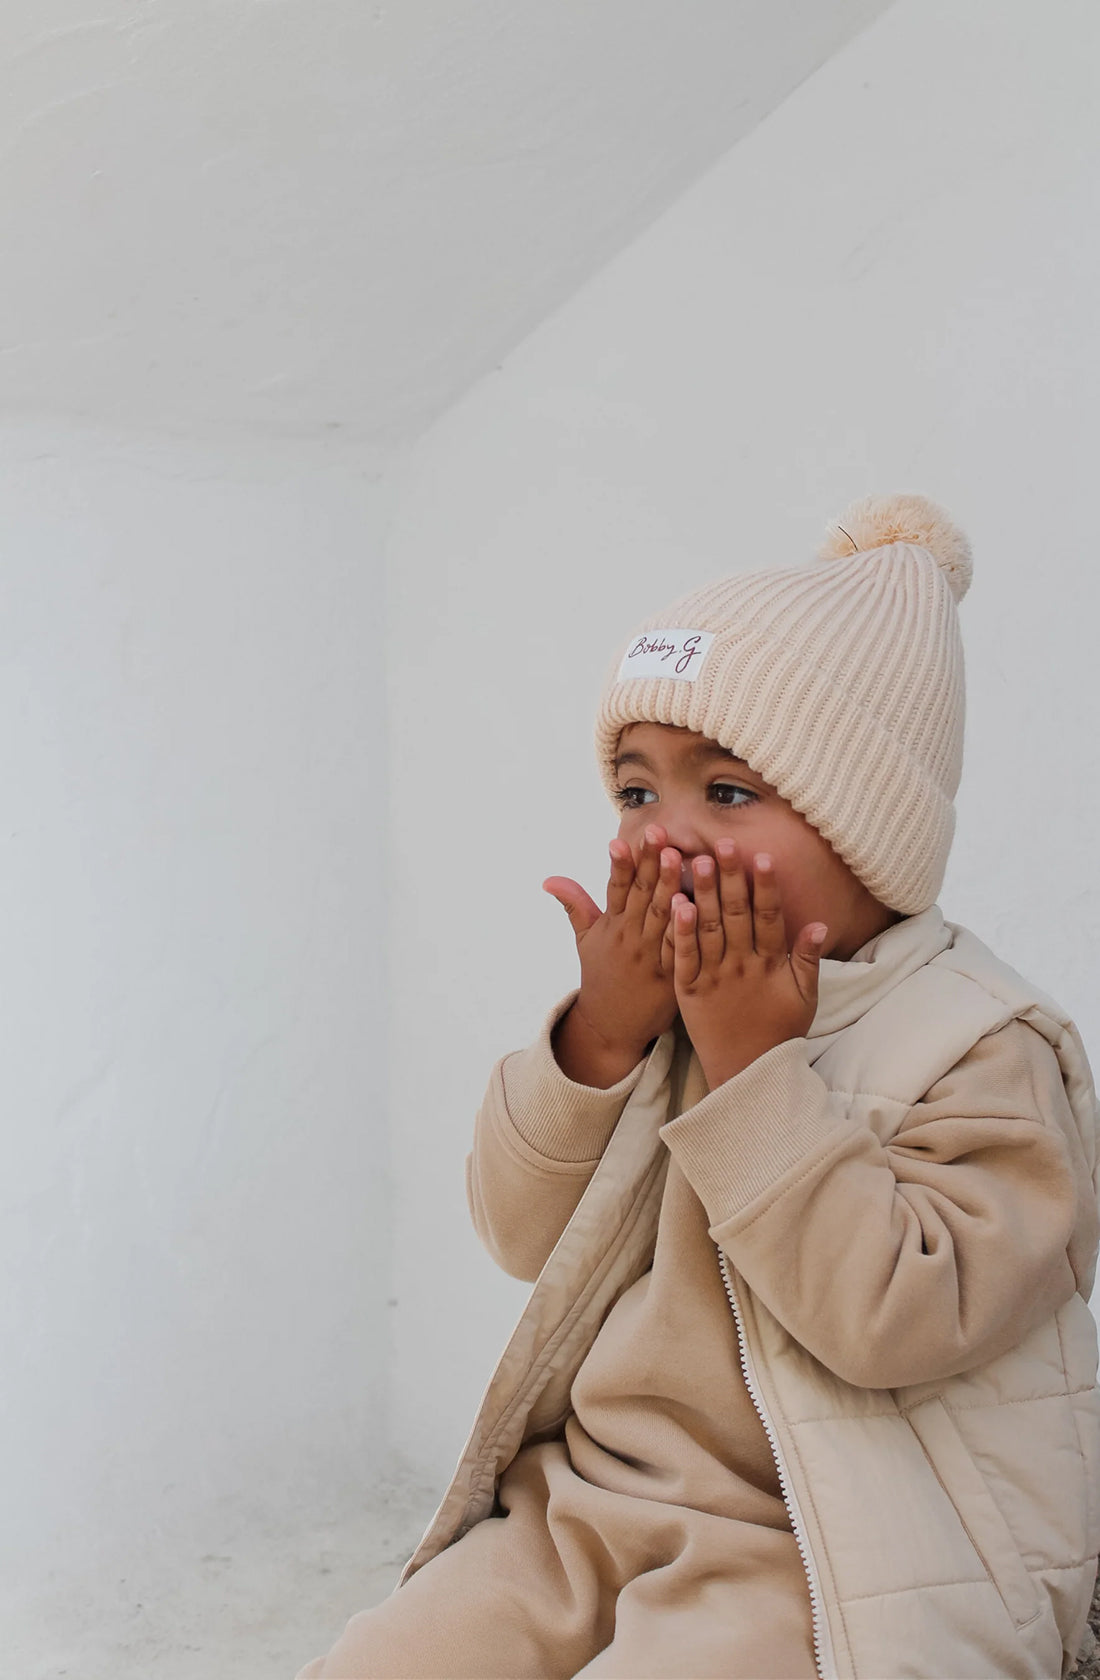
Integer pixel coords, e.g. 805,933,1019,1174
467,993,1094,1505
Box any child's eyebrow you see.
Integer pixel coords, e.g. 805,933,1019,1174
614,744,749,772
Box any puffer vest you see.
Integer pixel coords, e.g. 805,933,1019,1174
402,908,1100,1680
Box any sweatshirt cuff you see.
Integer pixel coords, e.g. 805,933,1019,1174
501,989,653,1163
659,1038,855,1227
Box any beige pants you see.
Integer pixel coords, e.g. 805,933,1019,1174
295,1442,816,1680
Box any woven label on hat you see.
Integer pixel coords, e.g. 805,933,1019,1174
617,628,714,682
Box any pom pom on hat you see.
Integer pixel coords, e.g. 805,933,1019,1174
818,492,973,603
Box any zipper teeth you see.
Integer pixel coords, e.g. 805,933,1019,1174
717,1246,831,1680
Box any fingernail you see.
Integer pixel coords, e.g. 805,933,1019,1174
716,840,736,860
811,924,828,944
754,852,772,871
645,825,660,846
694,856,713,876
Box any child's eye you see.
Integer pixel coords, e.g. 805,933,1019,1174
710,782,758,808
613,783,758,810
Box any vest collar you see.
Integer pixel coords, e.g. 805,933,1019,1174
810,904,954,1039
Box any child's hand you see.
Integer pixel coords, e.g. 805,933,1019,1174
671,843,827,1091
542,824,683,1066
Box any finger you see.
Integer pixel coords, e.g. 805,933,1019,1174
659,887,679,977
750,853,787,959
691,854,725,968
790,922,828,1006
624,824,666,925
542,877,602,939
605,839,636,916
643,845,681,942
715,839,753,955
660,919,676,978
671,893,701,989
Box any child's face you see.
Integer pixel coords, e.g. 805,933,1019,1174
613,722,900,960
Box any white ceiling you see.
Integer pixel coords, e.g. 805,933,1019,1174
0,1,892,448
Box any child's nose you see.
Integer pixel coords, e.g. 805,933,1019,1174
660,820,711,866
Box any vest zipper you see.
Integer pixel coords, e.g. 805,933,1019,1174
716,1245,834,1680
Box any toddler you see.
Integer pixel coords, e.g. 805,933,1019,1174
298,495,1100,1679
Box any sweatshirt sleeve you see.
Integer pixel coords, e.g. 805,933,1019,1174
466,988,655,1283
660,1018,1098,1388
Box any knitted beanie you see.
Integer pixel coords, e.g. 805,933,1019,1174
593,494,971,916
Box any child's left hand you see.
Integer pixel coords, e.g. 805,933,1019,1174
671,844,828,1091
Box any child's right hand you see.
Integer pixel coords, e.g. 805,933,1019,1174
542,824,682,1066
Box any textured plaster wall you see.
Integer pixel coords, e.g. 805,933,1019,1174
0,0,888,446
0,422,392,1590
6,0,1100,1662
1,1,908,1649
384,0,1100,1488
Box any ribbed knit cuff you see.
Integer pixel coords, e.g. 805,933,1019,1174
659,1039,855,1228
501,988,653,1163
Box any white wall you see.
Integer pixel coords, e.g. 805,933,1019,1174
0,421,392,1593
385,0,1100,1487
6,0,1099,1637
0,0,889,447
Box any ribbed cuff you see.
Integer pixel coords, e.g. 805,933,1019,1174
501,989,653,1163
659,1039,854,1226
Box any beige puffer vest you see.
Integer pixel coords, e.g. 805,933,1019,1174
403,911,1100,1680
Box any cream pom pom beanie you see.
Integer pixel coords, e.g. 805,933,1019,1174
593,494,971,916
